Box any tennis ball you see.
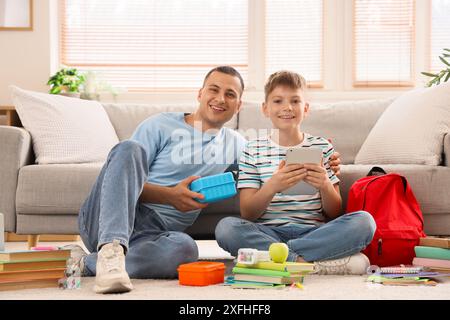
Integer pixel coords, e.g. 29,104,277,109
269,242,289,263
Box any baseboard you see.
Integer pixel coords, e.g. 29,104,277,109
4,232,80,242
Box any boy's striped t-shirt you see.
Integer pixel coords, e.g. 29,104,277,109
238,133,340,226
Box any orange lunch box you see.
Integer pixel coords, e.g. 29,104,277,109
177,261,225,286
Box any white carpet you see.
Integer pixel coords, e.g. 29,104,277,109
1,240,450,300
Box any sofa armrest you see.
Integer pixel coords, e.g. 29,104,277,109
444,133,450,167
0,126,33,232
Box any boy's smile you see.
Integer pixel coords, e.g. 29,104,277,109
262,85,309,131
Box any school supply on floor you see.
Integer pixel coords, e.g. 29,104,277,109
366,264,424,275
413,257,450,269
189,172,237,203
0,258,68,272
0,248,71,262
365,263,450,286
236,260,315,273
224,276,286,289
419,236,450,249
58,257,82,290
0,276,61,291
237,248,270,265
366,274,438,286
0,248,72,291
177,261,225,286
233,273,303,285
0,267,66,281
414,246,450,260
346,166,426,267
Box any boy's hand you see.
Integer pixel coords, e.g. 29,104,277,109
303,161,332,191
265,160,307,194
329,151,341,175
170,176,208,212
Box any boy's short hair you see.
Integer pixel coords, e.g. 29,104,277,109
264,71,307,101
203,66,245,96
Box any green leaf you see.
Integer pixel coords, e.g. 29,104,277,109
445,71,450,82
439,56,450,66
443,53,450,58
444,48,450,52
421,72,438,77
49,87,61,94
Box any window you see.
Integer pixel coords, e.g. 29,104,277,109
61,0,248,90
353,0,415,86
430,0,450,73
265,0,323,87
59,0,449,93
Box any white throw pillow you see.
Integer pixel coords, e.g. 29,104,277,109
355,81,450,165
10,86,119,164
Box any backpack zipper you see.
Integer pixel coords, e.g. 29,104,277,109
378,239,382,255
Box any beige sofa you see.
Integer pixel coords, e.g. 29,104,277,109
1,98,449,240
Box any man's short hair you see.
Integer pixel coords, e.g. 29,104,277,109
264,70,307,101
203,66,245,96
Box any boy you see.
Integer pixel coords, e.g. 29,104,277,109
215,71,376,275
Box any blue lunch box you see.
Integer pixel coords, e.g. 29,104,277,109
189,172,237,203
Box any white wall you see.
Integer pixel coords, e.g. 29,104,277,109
0,0,51,105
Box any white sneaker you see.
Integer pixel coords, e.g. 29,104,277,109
94,240,133,294
313,253,370,275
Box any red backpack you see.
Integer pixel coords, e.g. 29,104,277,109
346,167,426,267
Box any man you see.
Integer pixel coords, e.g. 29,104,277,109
74,66,342,294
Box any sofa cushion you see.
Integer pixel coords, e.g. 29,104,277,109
238,99,393,164
16,164,103,214
103,103,238,141
339,164,450,216
355,81,450,165
10,86,119,164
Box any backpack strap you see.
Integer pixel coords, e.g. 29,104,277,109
367,166,387,176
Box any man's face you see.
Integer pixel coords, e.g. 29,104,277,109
262,85,309,131
197,71,243,129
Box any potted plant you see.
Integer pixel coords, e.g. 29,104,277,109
47,67,86,98
421,48,450,87
80,71,119,101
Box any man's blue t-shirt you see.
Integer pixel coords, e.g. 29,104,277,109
130,112,246,231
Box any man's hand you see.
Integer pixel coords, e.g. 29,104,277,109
329,151,341,176
169,176,208,212
265,160,307,194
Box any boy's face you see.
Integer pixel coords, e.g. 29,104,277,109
262,85,309,131
196,71,243,129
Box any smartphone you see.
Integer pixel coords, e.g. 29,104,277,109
283,147,323,195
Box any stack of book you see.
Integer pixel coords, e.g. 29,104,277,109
226,260,315,289
0,248,71,291
413,236,450,272
366,265,442,286
366,237,450,286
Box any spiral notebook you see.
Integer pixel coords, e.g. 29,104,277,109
367,265,424,275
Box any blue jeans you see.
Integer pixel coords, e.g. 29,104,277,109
78,140,198,279
215,211,376,262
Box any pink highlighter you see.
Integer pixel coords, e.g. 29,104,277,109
31,246,58,251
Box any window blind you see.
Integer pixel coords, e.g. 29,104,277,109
353,0,415,86
430,0,450,73
60,0,248,90
265,0,323,87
